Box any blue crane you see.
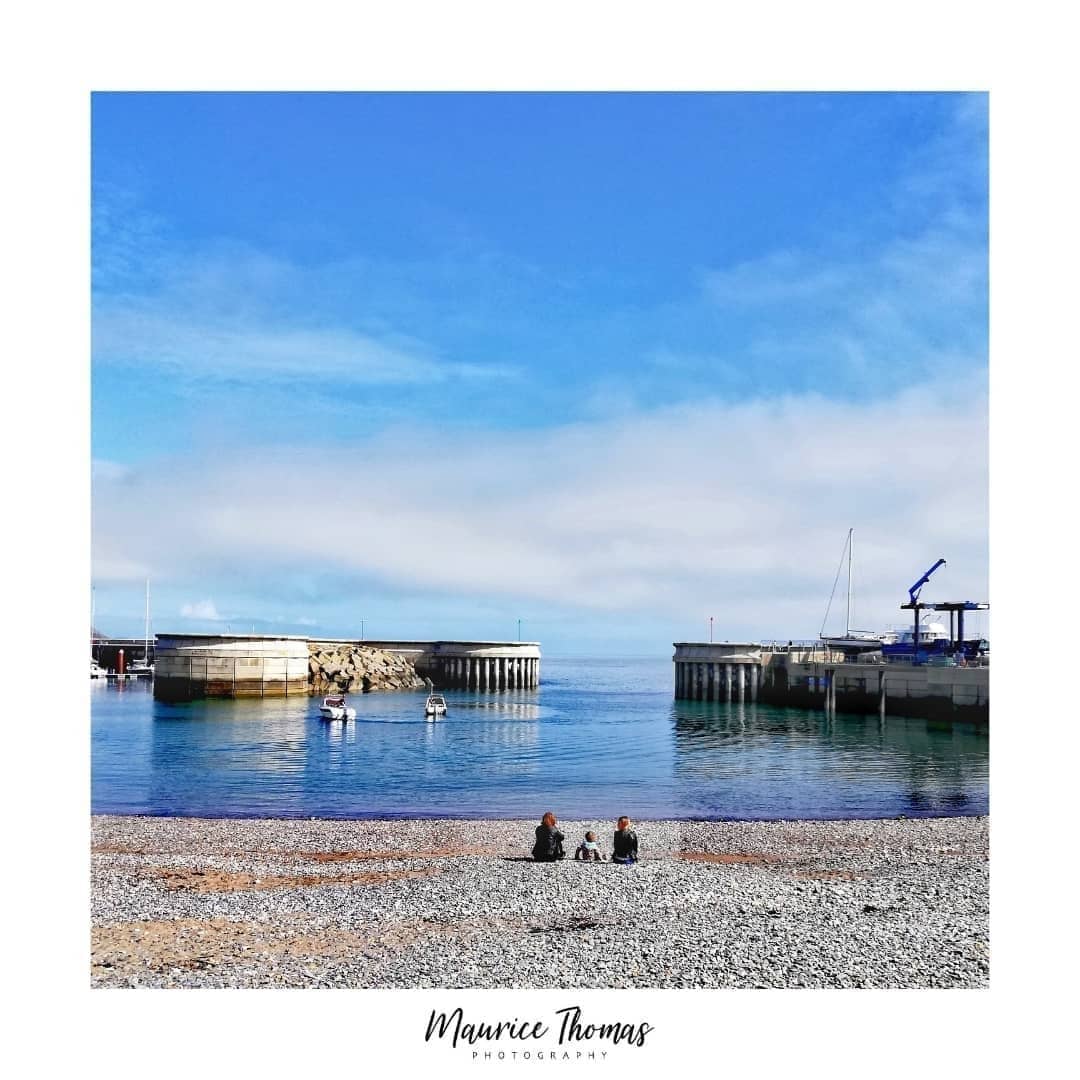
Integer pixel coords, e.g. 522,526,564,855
907,558,946,605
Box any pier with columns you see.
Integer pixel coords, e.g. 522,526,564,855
673,642,764,703
673,641,988,722
349,640,541,691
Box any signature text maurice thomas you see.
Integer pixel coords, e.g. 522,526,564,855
425,1006,654,1051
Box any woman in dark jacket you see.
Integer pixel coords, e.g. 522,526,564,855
532,811,566,861
612,816,639,864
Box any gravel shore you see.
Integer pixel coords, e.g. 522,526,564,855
91,815,988,989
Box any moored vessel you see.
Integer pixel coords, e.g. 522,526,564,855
319,694,357,721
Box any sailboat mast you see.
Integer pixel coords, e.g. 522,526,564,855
144,578,150,657
845,528,853,636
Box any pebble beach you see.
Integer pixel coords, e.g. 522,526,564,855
91,814,988,988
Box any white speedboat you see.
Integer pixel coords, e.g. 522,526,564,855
91,659,107,679
129,658,154,676
424,694,447,720
319,694,356,721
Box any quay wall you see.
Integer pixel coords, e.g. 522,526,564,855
154,634,309,701
673,643,988,723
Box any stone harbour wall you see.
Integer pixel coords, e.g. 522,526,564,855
308,644,426,695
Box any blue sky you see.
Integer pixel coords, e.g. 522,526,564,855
92,92,988,653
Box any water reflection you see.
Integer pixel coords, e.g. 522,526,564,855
672,700,987,818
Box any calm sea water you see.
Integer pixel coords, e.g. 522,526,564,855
91,656,988,820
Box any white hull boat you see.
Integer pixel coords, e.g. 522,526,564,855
319,695,357,721
91,660,107,679
424,694,447,721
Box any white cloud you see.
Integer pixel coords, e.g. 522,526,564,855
180,600,221,620
93,377,988,640
93,303,517,386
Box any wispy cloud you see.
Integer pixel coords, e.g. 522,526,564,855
93,376,988,639
94,303,516,386
643,219,987,411
92,196,521,389
180,600,221,620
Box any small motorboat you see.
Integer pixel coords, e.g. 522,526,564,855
424,694,447,720
319,694,357,721
91,659,107,679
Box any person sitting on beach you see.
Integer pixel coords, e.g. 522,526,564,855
612,816,639,864
574,831,603,862
532,812,566,862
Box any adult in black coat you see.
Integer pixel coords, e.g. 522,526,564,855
612,816,639,864
532,811,566,861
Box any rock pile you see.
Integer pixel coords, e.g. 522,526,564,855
308,645,426,695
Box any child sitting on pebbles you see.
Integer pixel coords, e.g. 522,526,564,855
574,831,604,861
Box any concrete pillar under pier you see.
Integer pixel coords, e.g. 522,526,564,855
737,664,746,702
750,664,759,702
725,664,733,701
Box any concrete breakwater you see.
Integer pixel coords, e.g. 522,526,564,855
153,633,541,701
673,642,988,723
